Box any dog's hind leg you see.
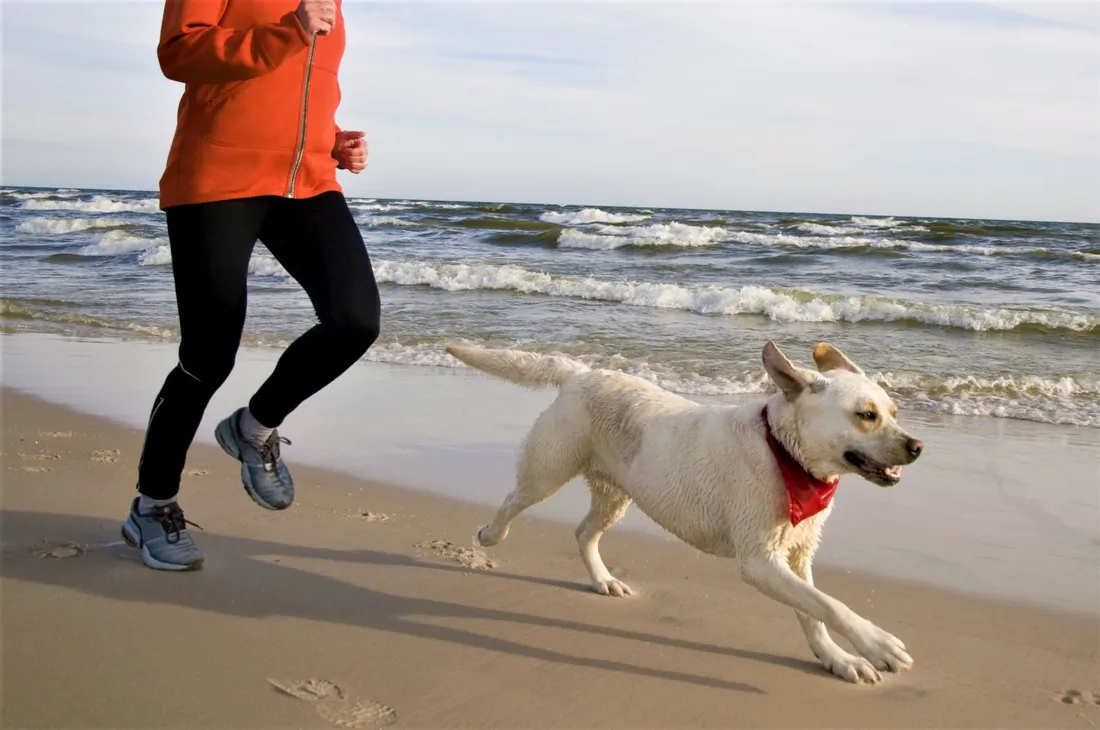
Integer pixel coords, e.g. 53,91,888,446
576,472,634,597
477,401,588,548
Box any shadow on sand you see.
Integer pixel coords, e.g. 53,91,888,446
1,509,830,694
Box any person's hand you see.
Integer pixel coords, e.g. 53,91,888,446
295,0,336,36
332,130,368,173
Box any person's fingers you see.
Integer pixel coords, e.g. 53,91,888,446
340,144,365,159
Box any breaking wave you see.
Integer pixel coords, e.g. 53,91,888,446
2,189,82,200
350,203,412,213
78,231,165,257
540,208,650,225
850,215,908,229
364,216,422,227
21,195,159,214
792,222,870,236
462,224,1100,261
16,217,136,234
558,223,727,249
726,230,1094,261
369,260,1099,334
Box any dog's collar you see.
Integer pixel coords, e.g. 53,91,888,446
762,405,839,526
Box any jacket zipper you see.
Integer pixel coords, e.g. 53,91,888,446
286,34,318,198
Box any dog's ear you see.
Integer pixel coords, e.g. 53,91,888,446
811,343,864,376
762,341,824,398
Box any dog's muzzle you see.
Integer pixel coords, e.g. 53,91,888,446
844,451,904,487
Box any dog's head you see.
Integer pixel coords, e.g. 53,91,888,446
762,341,923,486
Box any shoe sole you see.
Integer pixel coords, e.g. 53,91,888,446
214,418,290,512
121,519,203,572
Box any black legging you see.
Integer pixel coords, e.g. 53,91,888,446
137,191,380,500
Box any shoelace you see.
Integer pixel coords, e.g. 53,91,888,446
151,503,204,545
259,433,292,472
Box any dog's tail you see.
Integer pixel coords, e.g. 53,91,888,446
445,345,590,389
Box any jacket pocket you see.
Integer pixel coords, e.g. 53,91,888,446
199,70,300,151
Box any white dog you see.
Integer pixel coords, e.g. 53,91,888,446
445,340,924,684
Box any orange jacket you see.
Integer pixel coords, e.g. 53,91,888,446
157,0,347,209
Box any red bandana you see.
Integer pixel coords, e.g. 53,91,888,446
762,405,838,526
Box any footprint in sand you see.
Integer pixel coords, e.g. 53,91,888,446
18,452,61,461
414,539,497,570
348,509,390,522
313,507,392,522
183,468,209,476
269,679,397,729
1057,689,1100,706
90,449,120,463
10,466,51,473
29,540,87,559
37,431,73,438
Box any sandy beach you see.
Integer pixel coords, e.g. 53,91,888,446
2,335,1098,729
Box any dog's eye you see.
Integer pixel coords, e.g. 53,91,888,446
857,411,878,421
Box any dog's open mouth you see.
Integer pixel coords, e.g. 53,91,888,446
844,451,903,486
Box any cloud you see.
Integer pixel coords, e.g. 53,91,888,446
2,1,1097,222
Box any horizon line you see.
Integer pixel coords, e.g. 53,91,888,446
3,182,1097,227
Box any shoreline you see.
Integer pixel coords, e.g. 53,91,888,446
2,387,1098,729
3,384,1094,620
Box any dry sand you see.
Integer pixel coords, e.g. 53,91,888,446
1,387,1097,729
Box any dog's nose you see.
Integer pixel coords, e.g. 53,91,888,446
906,438,924,459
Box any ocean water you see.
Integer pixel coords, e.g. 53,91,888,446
2,186,1098,428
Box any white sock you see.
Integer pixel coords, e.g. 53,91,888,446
138,494,176,515
240,407,274,446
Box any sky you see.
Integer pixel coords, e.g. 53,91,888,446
2,1,1098,222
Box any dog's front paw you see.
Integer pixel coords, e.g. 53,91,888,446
592,578,633,597
817,646,882,684
850,621,913,674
